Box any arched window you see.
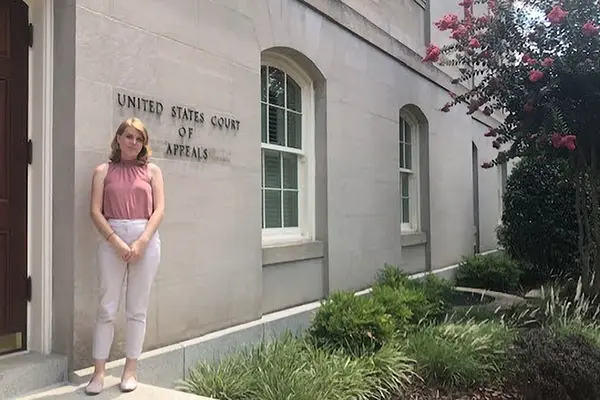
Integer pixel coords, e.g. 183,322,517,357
399,113,420,232
261,54,314,245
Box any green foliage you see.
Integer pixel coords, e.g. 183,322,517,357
307,291,395,355
402,320,515,390
177,333,416,400
374,264,411,289
455,253,522,293
498,155,582,286
370,285,414,330
511,329,600,400
374,265,454,324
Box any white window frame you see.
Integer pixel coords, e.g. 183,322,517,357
261,53,315,247
399,112,420,233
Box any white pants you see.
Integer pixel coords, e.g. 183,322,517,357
92,219,161,361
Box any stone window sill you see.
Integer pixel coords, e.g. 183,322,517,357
262,240,324,266
402,232,427,247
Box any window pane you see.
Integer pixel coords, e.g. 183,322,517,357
399,142,405,168
268,106,285,145
268,67,285,106
264,150,281,189
405,143,412,170
283,191,299,227
287,111,302,149
261,103,267,143
402,197,410,223
283,153,298,189
264,189,282,228
404,121,412,144
287,75,302,112
401,173,410,197
261,66,267,102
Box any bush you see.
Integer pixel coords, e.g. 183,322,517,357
498,155,582,286
370,285,414,330
512,329,600,400
402,320,514,390
307,291,395,355
455,253,522,293
374,265,454,323
177,333,416,400
374,264,411,289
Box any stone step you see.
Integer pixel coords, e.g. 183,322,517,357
0,352,67,399
19,375,216,399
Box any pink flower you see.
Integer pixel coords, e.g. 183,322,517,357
459,0,473,8
435,14,460,31
488,0,496,9
451,25,469,39
484,129,497,137
468,38,481,48
528,70,544,82
422,43,441,62
449,91,457,98
547,5,568,25
482,162,494,169
541,57,554,67
552,133,577,151
562,135,577,151
524,102,534,113
522,54,537,65
582,21,599,36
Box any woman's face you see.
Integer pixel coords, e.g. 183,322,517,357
117,126,145,160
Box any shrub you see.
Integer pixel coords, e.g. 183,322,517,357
177,333,416,400
374,265,454,323
406,274,454,320
370,285,414,330
512,329,600,400
455,253,522,293
498,155,582,286
374,264,411,289
402,320,514,390
307,291,395,355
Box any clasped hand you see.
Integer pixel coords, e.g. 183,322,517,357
114,237,148,264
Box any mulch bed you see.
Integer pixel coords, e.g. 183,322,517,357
398,384,525,400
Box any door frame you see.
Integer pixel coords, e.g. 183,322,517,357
23,0,54,356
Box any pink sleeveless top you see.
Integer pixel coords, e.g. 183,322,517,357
102,160,153,220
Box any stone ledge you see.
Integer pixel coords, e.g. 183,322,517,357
20,375,213,399
71,302,321,389
0,352,68,399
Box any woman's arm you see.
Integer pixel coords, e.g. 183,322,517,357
129,163,165,263
90,163,132,260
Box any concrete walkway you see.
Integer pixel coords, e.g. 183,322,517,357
19,376,216,400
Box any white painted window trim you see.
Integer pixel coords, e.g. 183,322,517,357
261,52,315,247
399,112,420,233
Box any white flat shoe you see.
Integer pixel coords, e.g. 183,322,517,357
120,376,138,393
84,377,104,396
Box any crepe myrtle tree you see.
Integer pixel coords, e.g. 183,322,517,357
422,0,600,292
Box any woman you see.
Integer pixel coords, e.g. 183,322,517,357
86,117,164,395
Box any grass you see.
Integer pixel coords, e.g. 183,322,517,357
401,319,515,389
177,332,416,400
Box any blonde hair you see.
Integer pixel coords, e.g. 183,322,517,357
109,117,152,165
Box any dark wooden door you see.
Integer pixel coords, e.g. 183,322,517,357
0,0,29,341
